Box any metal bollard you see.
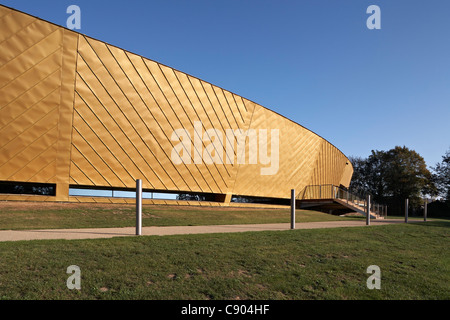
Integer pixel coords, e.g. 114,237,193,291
405,198,409,223
291,189,295,230
424,199,427,222
136,179,142,235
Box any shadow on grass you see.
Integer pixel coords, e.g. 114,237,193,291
387,219,450,229
412,220,450,228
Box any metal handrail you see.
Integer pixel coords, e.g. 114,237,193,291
298,185,387,219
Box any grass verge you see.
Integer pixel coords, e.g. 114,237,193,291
0,202,363,230
0,221,448,300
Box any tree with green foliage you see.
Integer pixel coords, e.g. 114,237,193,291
432,148,450,201
347,156,367,194
349,152,387,202
383,146,435,204
349,146,435,215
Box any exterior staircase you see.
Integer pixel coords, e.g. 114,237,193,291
298,184,386,220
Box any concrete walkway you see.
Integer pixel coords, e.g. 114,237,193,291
0,219,413,242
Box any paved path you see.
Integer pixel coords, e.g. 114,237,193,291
0,219,414,242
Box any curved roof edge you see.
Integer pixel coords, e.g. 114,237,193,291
1,4,352,165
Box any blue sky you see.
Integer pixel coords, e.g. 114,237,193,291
2,0,449,169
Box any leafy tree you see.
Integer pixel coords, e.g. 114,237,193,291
349,152,387,202
348,156,367,194
365,150,388,202
432,148,450,201
383,146,434,201
349,146,435,215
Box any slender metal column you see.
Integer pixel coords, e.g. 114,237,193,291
424,199,427,222
291,189,295,230
405,198,409,223
366,195,371,226
136,179,142,235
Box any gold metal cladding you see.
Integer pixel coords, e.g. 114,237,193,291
0,5,354,202
0,6,78,202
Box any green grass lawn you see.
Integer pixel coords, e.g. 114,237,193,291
0,220,448,300
0,202,364,230
0,202,447,301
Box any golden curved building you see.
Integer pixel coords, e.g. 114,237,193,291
0,5,353,206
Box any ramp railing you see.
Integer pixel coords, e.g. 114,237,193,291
298,184,387,219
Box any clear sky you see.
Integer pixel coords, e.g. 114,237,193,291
2,0,449,169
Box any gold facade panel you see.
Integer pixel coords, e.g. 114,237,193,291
0,29,62,87
73,37,192,192
73,97,163,189
70,159,93,186
72,114,128,188
3,124,58,178
231,104,284,198
147,63,191,127
237,97,253,122
0,72,60,130
307,140,353,188
170,70,243,193
0,51,61,106
143,59,219,192
1,5,353,203
0,10,35,51
223,91,245,126
145,66,232,191
282,126,321,186
147,68,228,192
54,29,79,200
72,77,166,190
0,95,56,148
213,86,241,129
0,7,70,185
340,160,353,187
0,5,9,18
157,64,235,193
10,144,57,182
70,145,110,186
231,103,343,199
0,18,58,66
